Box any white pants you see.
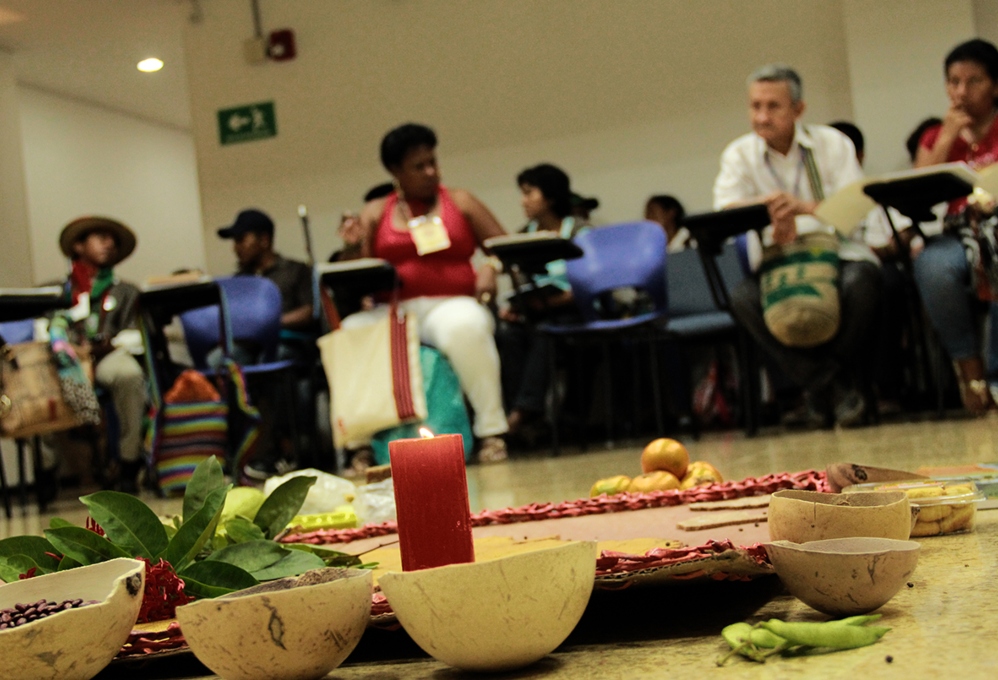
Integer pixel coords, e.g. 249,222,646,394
342,296,508,439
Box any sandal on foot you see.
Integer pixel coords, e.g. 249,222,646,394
478,437,508,464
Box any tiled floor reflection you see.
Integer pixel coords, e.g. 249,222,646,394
4,414,997,539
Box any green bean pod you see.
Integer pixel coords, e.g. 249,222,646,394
835,614,883,626
722,622,755,650
750,627,787,648
722,622,787,650
760,619,890,649
719,623,766,664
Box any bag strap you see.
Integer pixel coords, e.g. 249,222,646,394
800,143,825,202
319,285,342,332
388,302,419,420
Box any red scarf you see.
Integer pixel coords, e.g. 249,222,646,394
70,260,98,297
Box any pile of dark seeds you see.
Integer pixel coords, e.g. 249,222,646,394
0,599,98,630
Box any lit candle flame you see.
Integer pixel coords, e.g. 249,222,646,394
419,427,434,439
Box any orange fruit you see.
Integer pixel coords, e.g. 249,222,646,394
640,438,690,479
686,461,722,481
680,461,723,489
590,475,632,498
627,471,681,493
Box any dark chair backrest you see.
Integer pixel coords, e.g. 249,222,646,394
733,234,752,278
566,221,668,321
718,240,749,295
180,275,283,369
667,241,748,317
666,248,717,317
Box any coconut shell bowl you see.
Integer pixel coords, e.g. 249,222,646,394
768,489,913,543
379,540,598,673
0,557,145,680
176,567,372,680
765,537,920,616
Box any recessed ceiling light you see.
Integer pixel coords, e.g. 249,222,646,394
137,57,164,73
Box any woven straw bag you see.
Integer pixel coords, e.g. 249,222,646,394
0,341,93,439
759,231,841,348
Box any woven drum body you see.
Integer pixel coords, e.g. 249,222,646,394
760,232,841,348
0,341,82,439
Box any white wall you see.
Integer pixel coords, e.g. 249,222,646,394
17,87,206,286
843,0,978,175
975,0,998,45
0,52,33,288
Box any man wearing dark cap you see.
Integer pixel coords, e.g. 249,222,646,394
218,208,314,478
218,209,314,332
46,216,147,494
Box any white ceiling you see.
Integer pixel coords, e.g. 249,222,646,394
0,0,193,129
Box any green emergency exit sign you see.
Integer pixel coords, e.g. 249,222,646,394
217,101,277,145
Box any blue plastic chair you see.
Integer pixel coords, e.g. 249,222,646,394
540,221,669,450
180,275,302,463
0,318,35,344
664,242,759,436
181,276,285,368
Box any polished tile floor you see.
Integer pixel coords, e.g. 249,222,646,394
3,414,997,539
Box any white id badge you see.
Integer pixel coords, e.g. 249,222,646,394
408,215,451,255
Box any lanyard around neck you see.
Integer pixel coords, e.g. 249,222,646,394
764,143,825,202
764,145,806,198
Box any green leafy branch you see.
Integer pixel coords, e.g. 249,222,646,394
0,457,363,600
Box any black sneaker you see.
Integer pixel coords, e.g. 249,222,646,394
834,389,866,428
243,457,296,481
36,466,59,506
119,460,142,495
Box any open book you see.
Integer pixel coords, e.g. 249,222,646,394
814,162,983,236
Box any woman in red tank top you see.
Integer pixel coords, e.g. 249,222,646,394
349,123,510,462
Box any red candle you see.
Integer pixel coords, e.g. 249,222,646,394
389,432,475,571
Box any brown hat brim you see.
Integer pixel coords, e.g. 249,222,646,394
59,217,137,266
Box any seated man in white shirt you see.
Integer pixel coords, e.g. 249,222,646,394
713,64,882,428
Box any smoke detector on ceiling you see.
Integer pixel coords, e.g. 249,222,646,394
243,29,296,65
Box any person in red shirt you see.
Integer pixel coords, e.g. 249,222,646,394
913,38,998,414
350,123,509,462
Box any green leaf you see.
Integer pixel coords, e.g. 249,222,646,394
166,485,229,571
81,491,170,559
206,540,288,573
224,517,267,544
44,527,129,565
253,476,316,539
57,556,82,572
0,555,40,583
0,535,62,571
49,517,75,530
179,561,258,599
285,543,361,568
183,456,226,524
250,549,326,581
220,487,266,525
